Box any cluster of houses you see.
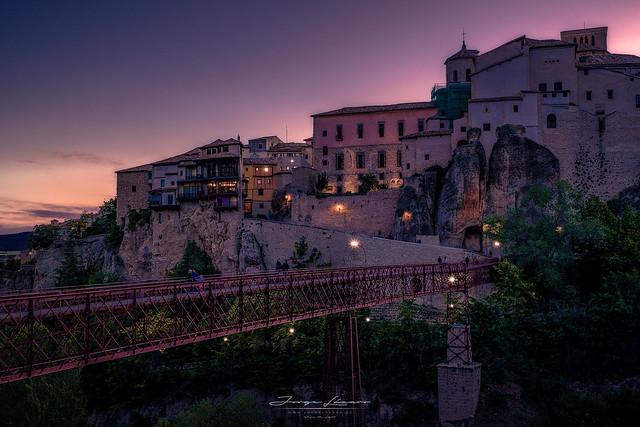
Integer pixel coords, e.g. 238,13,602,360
116,26,640,229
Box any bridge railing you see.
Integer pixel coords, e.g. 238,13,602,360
0,262,495,384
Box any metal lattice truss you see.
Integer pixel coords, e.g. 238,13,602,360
0,262,494,384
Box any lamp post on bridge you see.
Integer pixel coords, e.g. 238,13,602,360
348,237,367,265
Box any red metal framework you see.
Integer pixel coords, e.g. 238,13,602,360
0,262,494,384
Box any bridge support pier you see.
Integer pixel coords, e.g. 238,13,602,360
437,324,481,425
323,313,363,425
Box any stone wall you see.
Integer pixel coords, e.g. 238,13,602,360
290,190,400,237
116,170,151,228
241,218,473,269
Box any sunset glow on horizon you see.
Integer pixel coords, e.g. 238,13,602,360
1,0,639,233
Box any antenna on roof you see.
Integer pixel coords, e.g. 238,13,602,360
462,28,466,48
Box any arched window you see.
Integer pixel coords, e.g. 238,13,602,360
573,37,577,44
546,113,557,129
465,68,471,82
452,70,458,82
591,35,595,45
580,36,584,44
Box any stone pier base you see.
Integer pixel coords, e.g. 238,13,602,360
437,362,481,424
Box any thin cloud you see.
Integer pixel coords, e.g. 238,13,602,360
0,198,99,233
16,151,125,167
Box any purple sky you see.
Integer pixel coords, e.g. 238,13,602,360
1,0,639,233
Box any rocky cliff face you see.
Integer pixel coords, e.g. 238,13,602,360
484,124,560,218
392,167,443,241
236,228,267,273
411,125,561,251
436,140,487,248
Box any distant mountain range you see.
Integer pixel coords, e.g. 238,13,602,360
0,232,32,251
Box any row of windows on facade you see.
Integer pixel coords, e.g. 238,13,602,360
573,35,596,45
322,118,428,140
330,150,433,172
205,145,230,155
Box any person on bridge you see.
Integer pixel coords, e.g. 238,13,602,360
188,268,203,282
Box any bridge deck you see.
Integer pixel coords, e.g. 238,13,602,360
0,262,495,384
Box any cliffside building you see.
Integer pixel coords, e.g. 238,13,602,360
311,102,437,193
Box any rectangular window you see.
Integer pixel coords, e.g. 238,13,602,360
336,124,343,140
258,189,264,196
513,105,519,113
378,121,385,137
607,89,613,99
357,123,363,139
160,179,165,188
378,173,385,180
396,150,402,167
322,130,327,137
147,172,152,180
131,185,137,193
337,175,343,182
425,154,430,161
322,146,328,156
377,151,386,168
335,153,344,170
406,163,410,170
554,81,563,91
322,159,328,166
418,118,425,132
223,145,229,152
158,213,163,224
460,126,467,132
538,83,547,92
439,122,445,129
483,123,491,131
586,90,592,101
636,94,640,108
356,152,365,169
397,120,405,137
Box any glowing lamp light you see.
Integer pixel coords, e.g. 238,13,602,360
288,327,295,335
349,239,360,249
402,211,412,222
448,303,455,309
284,194,292,201
223,337,228,342
556,225,564,233
365,317,371,322
334,203,345,213
263,167,270,172
448,276,456,284
290,159,294,163
493,241,501,248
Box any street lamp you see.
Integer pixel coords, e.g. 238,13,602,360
349,237,367,265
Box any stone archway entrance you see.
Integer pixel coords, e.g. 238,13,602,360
462,226,483,252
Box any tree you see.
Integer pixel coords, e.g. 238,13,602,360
30,222,60,250
169,241,219,278
358,174,380,194
55,240,86,287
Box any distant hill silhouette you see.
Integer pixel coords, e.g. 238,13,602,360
0,232,32,251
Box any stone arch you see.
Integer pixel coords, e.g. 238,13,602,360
546,113,557,129
462,226,483,252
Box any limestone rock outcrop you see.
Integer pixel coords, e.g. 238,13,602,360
236,228,266,273
484,124,560,217
392,167,443,241
436,139,487,248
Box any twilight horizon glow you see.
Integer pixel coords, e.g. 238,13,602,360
1,0,639,233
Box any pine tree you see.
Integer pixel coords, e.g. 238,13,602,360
55,240,85,287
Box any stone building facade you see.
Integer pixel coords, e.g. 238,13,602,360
311,103,437,194
115,164,152,228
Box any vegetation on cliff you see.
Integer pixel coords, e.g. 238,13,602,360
169,240,219,278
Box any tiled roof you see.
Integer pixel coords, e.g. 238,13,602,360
116,163,152,173
312,101,436,117
445,42,479,64
578,53,640,66
269,143,311,152
152,149,201,166
400,130,452,140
